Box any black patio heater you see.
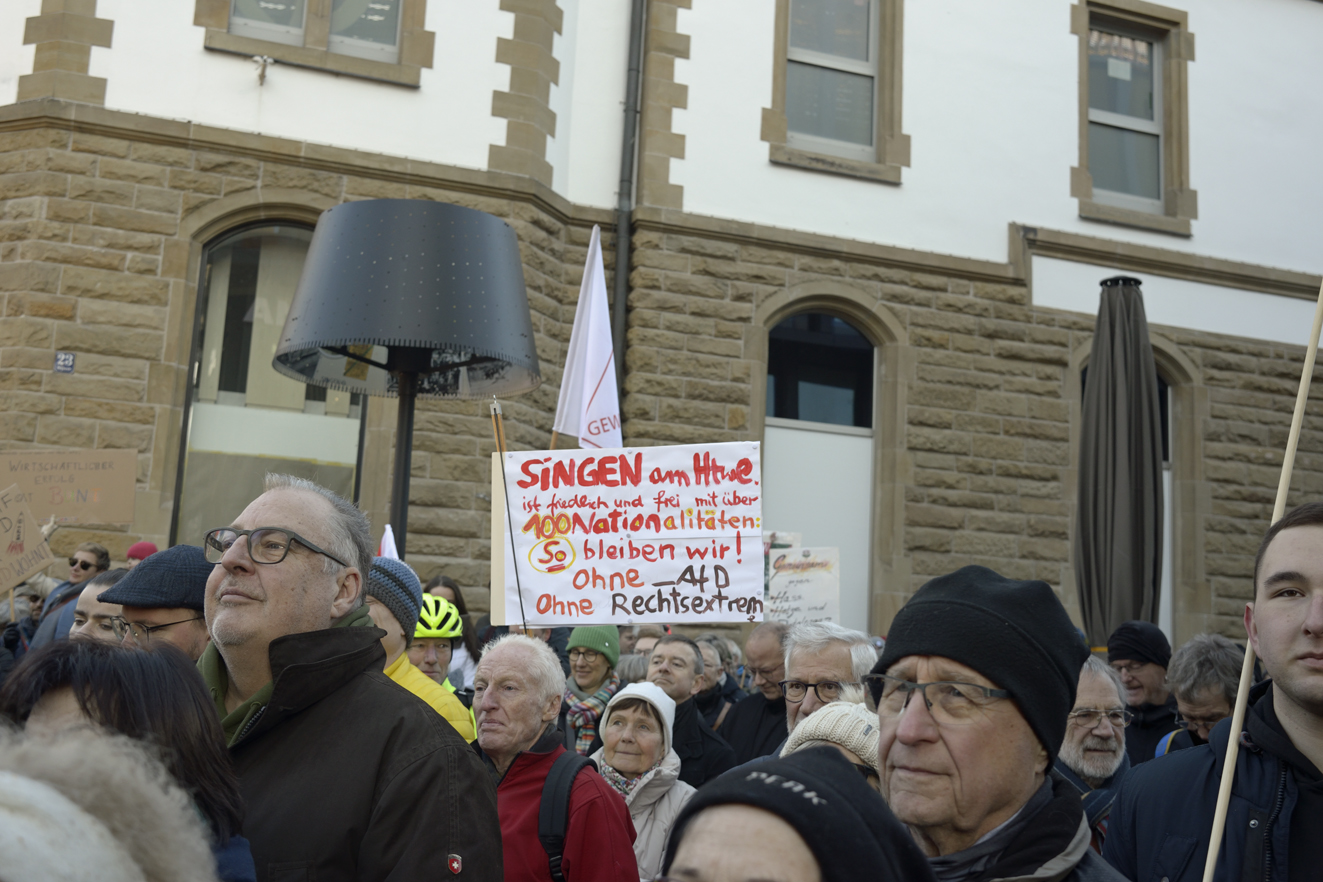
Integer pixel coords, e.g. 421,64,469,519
273,199,541,557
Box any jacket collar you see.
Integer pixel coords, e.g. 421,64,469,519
671,696,702,755
199,606,386,748
974,772,1090,882
474,722,563,786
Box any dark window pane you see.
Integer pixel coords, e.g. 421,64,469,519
767,312,874,428
231,0,305,29
217,240,259,395
787,61,874,146
1088,29,1155,120
331,0,400,46
790,0,870,61
1089,122,1160,199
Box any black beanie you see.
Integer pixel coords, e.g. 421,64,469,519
661,747,935,882
1107,620,1171,669
872,565,1088,759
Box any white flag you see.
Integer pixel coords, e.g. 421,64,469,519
378,524,399,560
553,225,622,449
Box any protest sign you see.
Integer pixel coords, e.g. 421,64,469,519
0,483,55,595
0,449,137,525
766,547,840,625
494,441,763,626
762,530,801,595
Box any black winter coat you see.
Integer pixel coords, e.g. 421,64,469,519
1103,683,1301,882
223,626,503,882
672,694,736,788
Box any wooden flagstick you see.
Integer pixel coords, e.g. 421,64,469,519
549,431,559,451
1201,279,1323,882
489,398,529,631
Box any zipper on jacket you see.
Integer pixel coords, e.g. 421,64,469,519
235,705,266,746
1261,761,1288,882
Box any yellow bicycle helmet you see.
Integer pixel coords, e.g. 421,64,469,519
416,594,463,640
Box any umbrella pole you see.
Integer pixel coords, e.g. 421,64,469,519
1202,279,1323,882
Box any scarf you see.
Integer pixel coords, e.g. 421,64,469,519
565,671,620,755
927,778,1054,882
600,756,663,801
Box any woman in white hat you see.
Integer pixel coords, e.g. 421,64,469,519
591,681,695,881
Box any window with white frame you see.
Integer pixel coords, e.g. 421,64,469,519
785,0,879,163
1087,24,1163,213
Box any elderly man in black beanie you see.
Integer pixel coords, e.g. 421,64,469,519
1106,620,1180,765
868,565,1126,882
661,745,936,882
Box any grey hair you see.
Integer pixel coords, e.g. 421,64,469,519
784,621,876,683
1167,634,1246,706
263,474,373,584
615,653,650,686
696,633,732,668
1080,655,1126,707
479,633,566,703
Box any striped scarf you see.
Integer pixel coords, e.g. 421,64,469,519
565,672,620,755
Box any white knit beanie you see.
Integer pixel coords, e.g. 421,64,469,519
604,681,677,756
781,700,880,774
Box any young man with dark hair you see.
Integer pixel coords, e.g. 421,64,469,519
1104,501,1323,882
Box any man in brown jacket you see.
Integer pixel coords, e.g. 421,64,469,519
198,474,502,882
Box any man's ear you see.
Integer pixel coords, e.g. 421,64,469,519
330,568,362,620
542,692,562,723
1244,601,1259,657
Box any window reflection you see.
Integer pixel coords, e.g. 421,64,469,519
766,312,874,428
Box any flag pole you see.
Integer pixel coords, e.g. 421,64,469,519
1201,278,1323,882
549,431,558,451
489,398,528,631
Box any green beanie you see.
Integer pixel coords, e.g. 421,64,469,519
567,625,620,668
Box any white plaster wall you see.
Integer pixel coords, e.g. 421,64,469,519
1032,255,1323,349
85,0,512,174
673,0,1323,278
547,0,630,208
0,0,45,108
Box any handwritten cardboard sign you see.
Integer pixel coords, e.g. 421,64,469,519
0,483,55,594
766,547,840,625
0,449,137,525
493,441,764,626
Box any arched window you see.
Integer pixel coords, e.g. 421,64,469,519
762,310,877,631
171,224,365,545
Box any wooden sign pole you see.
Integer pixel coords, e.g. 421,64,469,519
1201,280,1323,882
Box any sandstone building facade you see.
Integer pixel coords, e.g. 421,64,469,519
2,0,1321,643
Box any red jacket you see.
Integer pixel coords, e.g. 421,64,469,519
482,728,638,882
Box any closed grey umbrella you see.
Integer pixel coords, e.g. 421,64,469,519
1074,277,1164,646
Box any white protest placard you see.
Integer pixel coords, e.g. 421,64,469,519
0,483,55,594
495,441,763,626
766,547,840,625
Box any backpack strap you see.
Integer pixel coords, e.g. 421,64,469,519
538,752,596,882
713,700,733,732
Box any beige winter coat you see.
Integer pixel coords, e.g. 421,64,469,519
590,746,695,882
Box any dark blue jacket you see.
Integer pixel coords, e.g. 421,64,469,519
1102,684,1294,882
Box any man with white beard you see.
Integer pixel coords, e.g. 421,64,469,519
1055,656,1131,852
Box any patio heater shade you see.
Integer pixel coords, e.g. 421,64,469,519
272,199,541,399
272,198,541,557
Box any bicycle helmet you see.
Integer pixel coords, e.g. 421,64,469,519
416,594,463,640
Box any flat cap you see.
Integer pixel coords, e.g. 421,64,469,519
97,545,211,611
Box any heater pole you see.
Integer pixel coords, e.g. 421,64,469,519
390,371,418,558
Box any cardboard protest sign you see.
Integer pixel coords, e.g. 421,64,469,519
762,530,801,595
494,441,763,626
766,547,840,625
0,484,55,594
0,449,137,525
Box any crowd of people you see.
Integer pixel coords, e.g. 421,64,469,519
0,473,1319,882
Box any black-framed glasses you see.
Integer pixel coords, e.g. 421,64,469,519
1067,708,1133,729
69,558,95,571
866,674,1010,725
568,648,602,663
1175,711,1226,731
779,679,858,703
111,615,205,644
1110,660,1151,675
204,527,349,568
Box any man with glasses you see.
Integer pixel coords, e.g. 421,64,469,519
781,621,876,741
647,634,735,787
1056,657,1133,852
1156,633,1246,757
720,622,790,763
96,544,212,660
1106,620,1180,765
1104,502,1323,882
870,565,1125,882
196,473,501,882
